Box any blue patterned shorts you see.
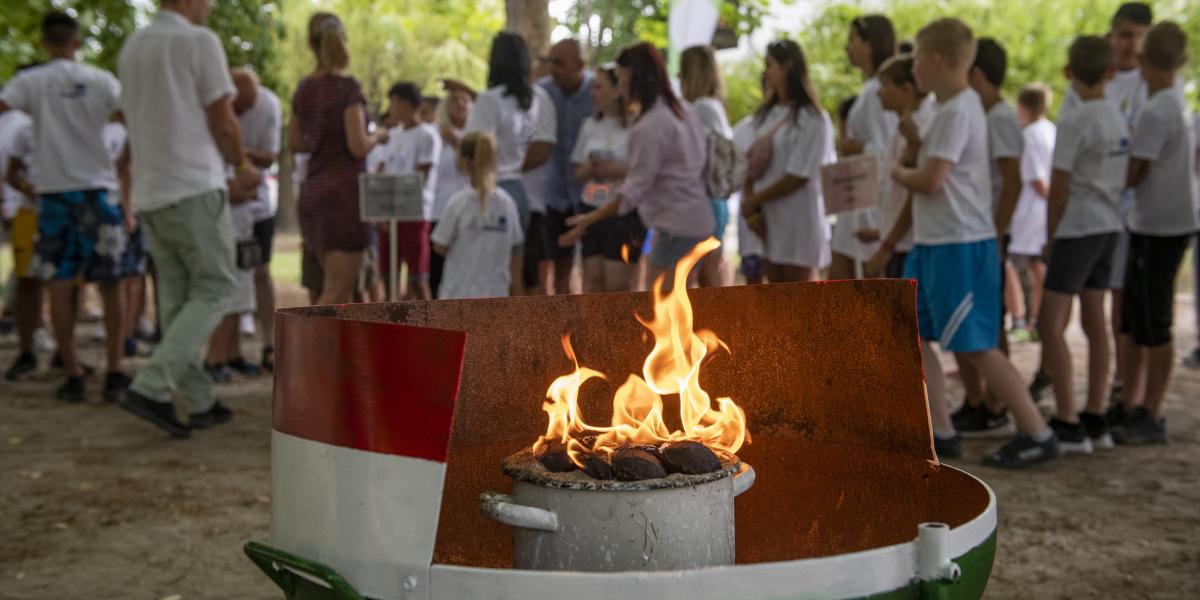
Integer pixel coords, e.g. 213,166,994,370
31,189,129,283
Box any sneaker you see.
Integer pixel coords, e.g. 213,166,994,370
951,401,977,423
1111,407,1166,446
118,389,191,439
33,327,56,353
1105,400,1128,427
981,434,1060,469
261,346,274,374
123,337,139,358
205,363,234,383
956,406,1014,439
1048,417,1093,454
56,376,86,404
190,401,233,430
51,354,95,377
1028,369,1052,403
1108,382,1124,407
1009,328,1035,343
102,371,133,402
1079,411,1114,450
134,317,156,341
227,357,262,377
933,433,963,460
5,352,38,381
1183,348,1200,369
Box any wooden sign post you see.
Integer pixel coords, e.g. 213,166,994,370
360,173,424,301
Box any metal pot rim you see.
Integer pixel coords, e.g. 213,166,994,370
501,449,741,491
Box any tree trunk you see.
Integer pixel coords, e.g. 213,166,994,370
505,0,552,60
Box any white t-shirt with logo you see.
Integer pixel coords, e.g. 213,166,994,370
1008,118,1054,255
431,127,468,222
878,102,934,254
236,87,282,222
0,59,120,193
986,100,1023,209
1050,99,1129,239
1128,89,1200,236
912,88,994,245
430,186,524,299
570,115,629,208
382,122,442,219
0,110,33,216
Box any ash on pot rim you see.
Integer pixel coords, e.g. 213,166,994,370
502,448,741,491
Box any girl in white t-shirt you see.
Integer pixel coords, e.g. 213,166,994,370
571,66,643,293
429,88,473,297
741,39,834,283
431,132,524,300
680,45,734,287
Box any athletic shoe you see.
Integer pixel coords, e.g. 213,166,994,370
1079,411,1114,450
205,363,234,384
1048,417,1093,454
981,434,1060,469
1028,369,1052,403
1105,400,1128,427
5,352,38,381
51,354,95,377
1107,382,1124,407
956,406,1014,439
1111,407,1166,446
33,327,56,353
950,401,978,426
123,337,139,358
190,401,233,430
227,357,262,377
119,388,191,439
934,433,962,460
56,376,86,404
1009,328,1035,343
1183,347,1200,369
102,371,133,402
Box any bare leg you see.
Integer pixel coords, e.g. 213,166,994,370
1122,334,1147,409
828,252,856,281
958,349,1046,435
48,281,81,377
1028,259,1047,327
122,275,145,341
922,342,954,434
582,256,606,293
553,257,574,295
317,250,366,305
15,278,42,354
1037,290,1075,421
957,356,987,410
698,249,727,287
1144,343,1174,418
1003,261,1026,327
1079,289,1111,415
1111,289,1127,388
603,260,636,293
99,282,124,372
253,265,275,347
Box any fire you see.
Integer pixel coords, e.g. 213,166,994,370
533,238,749,467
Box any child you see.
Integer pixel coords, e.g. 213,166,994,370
892,18,1058,467
0,97,46,380
431,132,523,299
731,114,764,284
1037,36,1130,454
1113,22,1198,445
380,82,442,301
1007,84,1055,341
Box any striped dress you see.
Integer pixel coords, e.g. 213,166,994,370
293,73,371,253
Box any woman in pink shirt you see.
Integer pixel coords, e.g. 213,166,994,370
559,42,714,285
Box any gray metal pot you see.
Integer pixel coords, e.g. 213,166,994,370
480,462,755,572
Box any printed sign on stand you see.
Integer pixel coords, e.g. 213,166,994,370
360,173,424,223
820,153,880,216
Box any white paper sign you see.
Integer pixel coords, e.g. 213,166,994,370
820,154,880,216
359,173,424,222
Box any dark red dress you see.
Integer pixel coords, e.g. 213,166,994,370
293,74,371,253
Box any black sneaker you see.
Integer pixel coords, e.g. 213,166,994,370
123,337,139,358
190,401,233,430
1107,382,1124,408
1079,411,1114,450
102,371,133,402
261,346,274,374
5,352,38,381
56,376,86,403
118,389,191,439
1112,407,1166,446
1105,400,1128,427
981,434,1060,469
227,357,262,377
1028,369,1052,403
934,433,963,460
51,354,95,377
205,363,233,383
956,406,1014,439
1048,417,1093,454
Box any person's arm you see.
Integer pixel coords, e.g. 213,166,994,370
559,192,622,247
117,142,136,233
1031,179,1049,199
892,158,953,195
866,194,913,274
1042,169,1071,260
509,250,524,297
206,96,247,167
523,89,557,171
433,243,448,256
993,157,1021,236
245,147,276,169
523,141,552,171
6,157,33,197
741,175,806,214
287,112,308,153
343,103,387,159
1125,158,1150,190
572,161,592,184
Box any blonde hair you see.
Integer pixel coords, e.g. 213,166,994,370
679,45,725,102
1143,21,1188,71
458,132,497,210
308,12,349,72
915,18,976,72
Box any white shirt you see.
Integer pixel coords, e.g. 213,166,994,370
463,84,553,183
835,77,896,261
0,59,120,193
730,116,763,257
912,88,994,245
1008,118,1054,255
0,110,33,216
431,127,468,222
751,105,834,268
570,115,629,208
102,121,126,196
878,103,934,254
1050,99,1129,239
237,87,282,222
1128,88,1200,236
382,121,442,219
692,97,733,139
521,87,558,214
430,186,524,299
986,100,1023,207
118,9,236,212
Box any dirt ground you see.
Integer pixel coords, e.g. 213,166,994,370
1,282,1198,599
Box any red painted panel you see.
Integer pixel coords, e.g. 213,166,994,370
274,313,466,462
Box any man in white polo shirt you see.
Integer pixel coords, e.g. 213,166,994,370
116,0,260,439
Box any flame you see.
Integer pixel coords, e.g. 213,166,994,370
533,237,749,467
620,244,630,264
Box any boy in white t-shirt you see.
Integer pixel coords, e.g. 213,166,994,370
892,18,1058,468
0,12,129,403
380,82,442,301
1037,37,1131,454
1006,85,1055,341
1113,22,1199,445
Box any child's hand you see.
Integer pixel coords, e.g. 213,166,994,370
558,223,587,247
898,115,921,146
740,195,759,217
866,248,891,274
854,228,881,243
1041,243,1052,264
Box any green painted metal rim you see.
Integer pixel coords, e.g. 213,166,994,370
852,531,998,600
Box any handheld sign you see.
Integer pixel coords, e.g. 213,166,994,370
820,153,880,216
360,173,424,223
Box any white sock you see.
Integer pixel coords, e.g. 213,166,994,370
1030,427,1053,443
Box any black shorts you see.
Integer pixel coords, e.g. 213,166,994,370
1121,232,1191,347
582,211,647,262
253,217,275,264
1044,232,1119,295
544,207,579,261
523,211,550,288
885,251,909,279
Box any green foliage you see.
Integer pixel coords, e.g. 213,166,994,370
209,0,285,92
0,0,137,78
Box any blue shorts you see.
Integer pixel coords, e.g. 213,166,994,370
650,231,706,268
710,197,729,242
498,179,531,235
31,189,128,283
904,239,1001,353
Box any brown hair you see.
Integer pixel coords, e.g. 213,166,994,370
616,42,683,120
1068,36,1113,86
1017,83,1052,118
1142,21,1188,71
915,18,976,72
878,54,917,89
308,12,349,72
458,132,497,210
679,45,725,102
850,15,897,72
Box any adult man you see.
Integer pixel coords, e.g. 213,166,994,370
0,12,130,403
232,68,281,372
538,40,594,294
117,0,259,438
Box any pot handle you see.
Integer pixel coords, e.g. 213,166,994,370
478,491,559,532
732,464,756,497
